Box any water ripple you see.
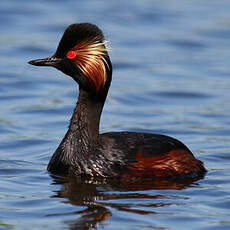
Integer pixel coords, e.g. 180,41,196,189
0,0,230,229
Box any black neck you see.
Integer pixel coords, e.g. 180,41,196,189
47,87,109,174
68,88,106,143
67,55,112,145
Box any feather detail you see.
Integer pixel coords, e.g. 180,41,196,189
69,38,109,92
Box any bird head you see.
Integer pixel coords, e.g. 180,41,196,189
29,23,112,94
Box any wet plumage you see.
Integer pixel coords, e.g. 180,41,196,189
29,23,206,179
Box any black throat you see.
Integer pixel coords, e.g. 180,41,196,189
47,82,110,175
69,88,105,144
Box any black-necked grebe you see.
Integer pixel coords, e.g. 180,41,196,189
29,23,206,179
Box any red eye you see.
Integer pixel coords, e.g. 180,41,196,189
66,50,77,59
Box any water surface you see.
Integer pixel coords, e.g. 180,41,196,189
0,0,230,229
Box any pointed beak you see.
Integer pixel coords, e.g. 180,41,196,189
28,56,62,67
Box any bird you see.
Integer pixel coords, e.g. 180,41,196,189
28,23,206,179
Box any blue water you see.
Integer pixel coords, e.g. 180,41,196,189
1,0,230,229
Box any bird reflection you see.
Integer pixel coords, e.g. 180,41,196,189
49,175,203,229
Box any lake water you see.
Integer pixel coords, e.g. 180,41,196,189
0,0,230,229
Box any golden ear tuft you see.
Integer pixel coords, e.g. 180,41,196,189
69,38,110,92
